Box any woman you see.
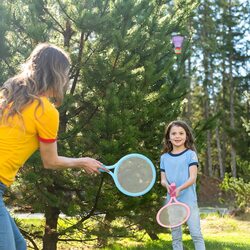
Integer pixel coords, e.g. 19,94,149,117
0,43,107,249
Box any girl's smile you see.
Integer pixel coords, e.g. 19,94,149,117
169,125,187,150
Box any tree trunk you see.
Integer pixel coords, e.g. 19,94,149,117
203,56,212,176
210,60,224,179
97,213,114,247
201,2,213,176
228,1,237,177
186,57,192,122
43,206,60,250
215,126,224,178
230,90,237,177
206,130,213,177
221,49,228,175
229,68,236,177
145,229,159,240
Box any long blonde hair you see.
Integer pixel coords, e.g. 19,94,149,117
0,43,70,120
162,120,196,153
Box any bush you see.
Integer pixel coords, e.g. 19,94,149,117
220,173,250,213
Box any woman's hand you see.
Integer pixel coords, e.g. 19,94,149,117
80,157,108,174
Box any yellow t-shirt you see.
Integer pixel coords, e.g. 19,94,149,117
0,97,59,186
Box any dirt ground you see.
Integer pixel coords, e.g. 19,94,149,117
197,174,228,207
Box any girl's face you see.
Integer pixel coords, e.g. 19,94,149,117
169,125,187,150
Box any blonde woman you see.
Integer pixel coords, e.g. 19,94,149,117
0,43,107,249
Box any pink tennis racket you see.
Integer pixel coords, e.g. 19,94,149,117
156,183,190,228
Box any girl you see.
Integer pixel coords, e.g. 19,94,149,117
0,43,107,249
160,120,206,250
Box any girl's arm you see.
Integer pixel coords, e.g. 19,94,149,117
175,165,197,197
39,141,107,174
161,171,170,193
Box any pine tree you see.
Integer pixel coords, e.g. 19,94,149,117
1,0,198,248
189,0,249,179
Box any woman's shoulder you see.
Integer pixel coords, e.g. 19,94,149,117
40,96,56,107
27,97,58,117
33,97,57,110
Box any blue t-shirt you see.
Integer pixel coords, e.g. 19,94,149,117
160,149,198,206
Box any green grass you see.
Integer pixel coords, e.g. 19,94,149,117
20,213,250,250
100,234,250,250
100,213,250,250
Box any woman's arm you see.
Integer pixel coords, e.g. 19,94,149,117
175,165,197,197
39,141,107,174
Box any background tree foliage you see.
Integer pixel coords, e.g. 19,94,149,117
1,0,198,249
187,0,249,179
0,0,249,249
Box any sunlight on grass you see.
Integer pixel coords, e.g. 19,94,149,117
20,213,250,250
201,213,250,235
100,214,250,250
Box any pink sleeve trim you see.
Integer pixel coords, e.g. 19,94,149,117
38,136,57,143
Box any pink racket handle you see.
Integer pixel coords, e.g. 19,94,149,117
169,183,176,197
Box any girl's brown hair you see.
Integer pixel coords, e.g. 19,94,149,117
0,43,70,120
162,120,196,154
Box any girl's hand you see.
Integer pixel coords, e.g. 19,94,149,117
161,181,171,193
175,187,181,197
166,184,171,194
161,180,168,190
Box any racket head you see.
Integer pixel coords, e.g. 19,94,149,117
156,201,190,228
112,153,156,197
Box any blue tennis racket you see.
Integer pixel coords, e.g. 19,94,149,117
100,153,156,197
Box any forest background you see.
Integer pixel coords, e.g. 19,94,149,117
0,0,249,250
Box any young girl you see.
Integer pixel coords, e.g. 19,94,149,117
160,120,206,250
0,43,107,249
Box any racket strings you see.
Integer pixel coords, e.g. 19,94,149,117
117,157,153,193
158,204,189,228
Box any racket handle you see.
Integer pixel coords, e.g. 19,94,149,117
98,165,110,173
169,183,176,197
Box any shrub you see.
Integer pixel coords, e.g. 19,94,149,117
220,173,250,213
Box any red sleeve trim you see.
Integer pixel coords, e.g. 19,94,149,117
38,136,57,143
